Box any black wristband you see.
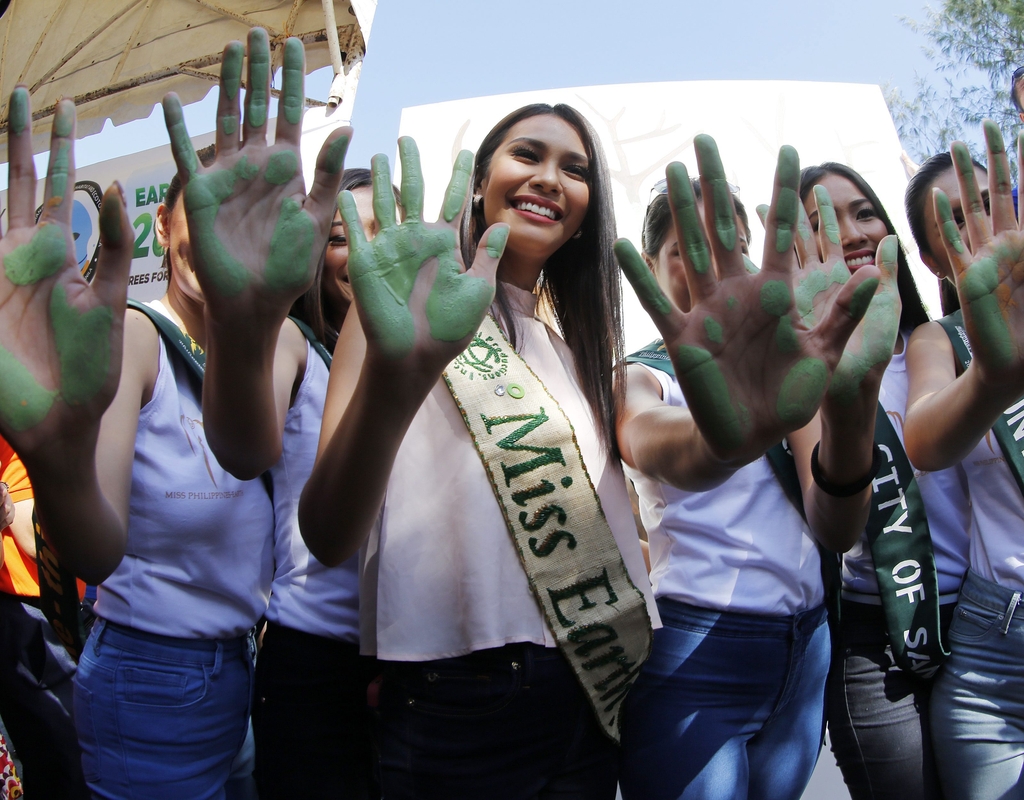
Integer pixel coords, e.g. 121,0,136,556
810,441,883,497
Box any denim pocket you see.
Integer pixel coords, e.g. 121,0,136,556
388,657,523,718
948,604,997,643
116,661,210,708
73,682,104,784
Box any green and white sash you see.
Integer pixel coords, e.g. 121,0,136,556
444,317,653,743
865,406,947,678
626,338,946,677
938,310,1024,499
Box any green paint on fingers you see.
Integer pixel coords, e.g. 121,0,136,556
322,134,349,175
265,198,314,291
9,88,28,136
962,254,1014,369
813,185,840,244
773,146,800,253
426,251,494,341
797,215,811,241
829,260,850,285
704,316,723,344
666,162,711,275
50,142,70,201
220,116,237,137
0,346,56,431
847,277,879,320
163,97,198,180
6,225,66,285
443,150,474,223
281,38,304,126
485,225,509,259
760,280,792,316
934,191,966,254
613,239,671,316
53,103,73,138
878,236,899,269
50,285,113,405
221,42,243,102
727,296,737,309
756,204,769,227
99,190,124,246
777,357,827,424
674,344,744,451
264,151,298,185
246,31,270,129
694,135,736,250
743,256,759,275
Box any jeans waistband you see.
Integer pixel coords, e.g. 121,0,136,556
656,597,826,638
95,619,250,664
959,570,1024,634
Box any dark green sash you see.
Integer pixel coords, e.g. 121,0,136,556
33,507,88,659
866,406,946,678
288,316,332,368
626,339,946,677
937,310,1024,499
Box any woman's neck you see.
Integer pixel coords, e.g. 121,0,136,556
161,279,207,349
496,250,546,292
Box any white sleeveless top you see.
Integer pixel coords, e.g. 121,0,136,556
841,334,971,601
97,302,275,638
627,365,824,615
265,334,360,642
961,405,1024,591
360,284,659,661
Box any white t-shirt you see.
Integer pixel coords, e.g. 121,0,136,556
961,403,1024,592
627,365,824,616
97,302,275,638
360,284,659,661
266,335,360,641
841,333,971,601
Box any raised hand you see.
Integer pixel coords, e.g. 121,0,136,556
0,89,132,455
341,137,508,380
162,29,350,320
615,135,881,463
937,123,1024,395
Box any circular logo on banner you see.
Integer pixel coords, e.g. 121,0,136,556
34,181,103,283
452,334,508,380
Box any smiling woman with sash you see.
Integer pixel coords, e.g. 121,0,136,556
787,163,968,800
298,104,657,799
902,124,1024,800
613,140,884,800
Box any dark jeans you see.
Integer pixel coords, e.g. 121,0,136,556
252,622,378,799
0,592,88,799
827,600,953,800
377,642,618,800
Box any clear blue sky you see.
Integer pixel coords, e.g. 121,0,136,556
3,0,943,187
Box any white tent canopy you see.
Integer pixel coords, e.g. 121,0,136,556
0,0,375,158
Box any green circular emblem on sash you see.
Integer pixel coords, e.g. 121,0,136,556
452,334,508,380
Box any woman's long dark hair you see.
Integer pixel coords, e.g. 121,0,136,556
461,104,623,457
800,162,930,331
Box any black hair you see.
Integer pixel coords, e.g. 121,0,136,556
290,167,390,353
1012,66,1024,114
800,162,930,331
642,178,752,260
460,103,623,457
904,151,987,316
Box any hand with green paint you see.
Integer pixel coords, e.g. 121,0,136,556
937,125,1024,392
615,137,881,463
0,90,133,449
341,138,508,378
162,29,351,320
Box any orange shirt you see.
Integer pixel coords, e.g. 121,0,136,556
0,437,38,598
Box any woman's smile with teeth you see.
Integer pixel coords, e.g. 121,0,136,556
514,199,561,220
846,254,874,268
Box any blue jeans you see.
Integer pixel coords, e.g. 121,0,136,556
73,620,254,800
827,600,952,800
619,598,829,800
377,642,618,799
932,570,1024,800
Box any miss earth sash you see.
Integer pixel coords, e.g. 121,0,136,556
443,316,653,742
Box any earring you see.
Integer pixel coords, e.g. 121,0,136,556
472,195,483,208
571,229,583,240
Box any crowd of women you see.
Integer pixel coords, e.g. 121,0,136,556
1,26,1023,800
